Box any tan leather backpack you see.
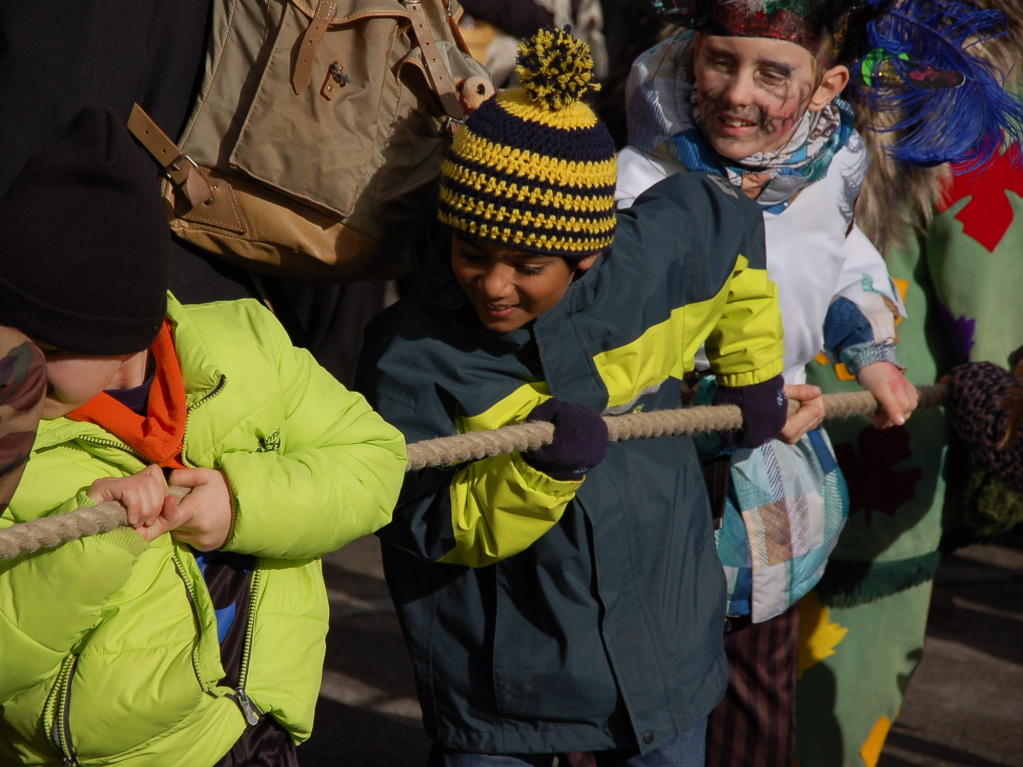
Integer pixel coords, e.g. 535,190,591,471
130,0,492,282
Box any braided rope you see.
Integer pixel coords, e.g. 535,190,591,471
0,385,947,559
406,384,949,469
0,486,191,560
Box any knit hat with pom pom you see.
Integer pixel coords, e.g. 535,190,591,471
438,27,616,258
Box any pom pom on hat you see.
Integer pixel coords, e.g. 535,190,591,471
516,26,601,112
438,27,617,258
0,106,170,355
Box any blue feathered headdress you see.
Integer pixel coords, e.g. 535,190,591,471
838,0,1023,171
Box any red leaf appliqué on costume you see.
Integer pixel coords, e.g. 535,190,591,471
937,151,1023,252
834,427,921,524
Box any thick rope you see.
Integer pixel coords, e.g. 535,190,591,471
0,485,191,560
406,384,948,470
0,385,947,559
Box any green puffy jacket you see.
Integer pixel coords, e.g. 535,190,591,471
0,295,406,765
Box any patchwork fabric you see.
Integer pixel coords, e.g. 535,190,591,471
717,429,849,622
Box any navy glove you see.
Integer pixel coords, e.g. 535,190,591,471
521,398,609,481
713,374,787,449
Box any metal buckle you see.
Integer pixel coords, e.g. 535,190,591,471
442,115,464,138
164,153,213,207
165,153,200,182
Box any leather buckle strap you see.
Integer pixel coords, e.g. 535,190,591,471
127,104,212,208
293,0,337,94
126,104,244,233
402,0,463,119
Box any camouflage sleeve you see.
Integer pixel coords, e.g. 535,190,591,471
0,327,46,514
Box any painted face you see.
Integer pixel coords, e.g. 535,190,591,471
692,33,822,161
39,350,132,419
450,237,598,333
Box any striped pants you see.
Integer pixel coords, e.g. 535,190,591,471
706,604,799,767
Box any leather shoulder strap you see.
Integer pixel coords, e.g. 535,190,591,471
403,0,463,119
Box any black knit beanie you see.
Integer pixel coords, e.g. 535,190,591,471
0,106,170,355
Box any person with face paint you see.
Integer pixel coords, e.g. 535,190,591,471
615,0,1023,765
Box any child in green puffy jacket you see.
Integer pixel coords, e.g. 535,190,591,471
0,106,406,766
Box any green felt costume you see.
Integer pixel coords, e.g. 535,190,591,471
796,148,1023,766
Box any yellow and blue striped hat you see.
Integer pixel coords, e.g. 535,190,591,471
438,27,617,258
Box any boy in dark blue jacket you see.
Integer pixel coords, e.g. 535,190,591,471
357,28,787,767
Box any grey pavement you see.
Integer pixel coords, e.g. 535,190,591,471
877,530,1023,767
300,529,1023,767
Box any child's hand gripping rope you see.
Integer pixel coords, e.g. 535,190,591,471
521,399,609,481
85,465,233,549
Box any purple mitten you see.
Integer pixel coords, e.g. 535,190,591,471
522,399,609,481
713,374,787,449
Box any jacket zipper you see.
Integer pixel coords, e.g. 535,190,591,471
168,373,257,724
173,547,264,726
230,563,263,725
47,654,80,766
76,373,226,468
172,551,210,691
194,373,226,407
74,434,147,465
180,374,227,466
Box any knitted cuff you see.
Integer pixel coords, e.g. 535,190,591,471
712,375,787,450
840,341,902,378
